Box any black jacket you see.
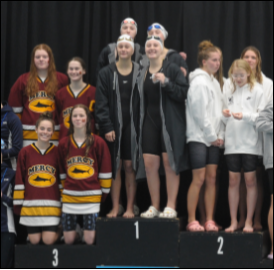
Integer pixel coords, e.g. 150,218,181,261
95,62,140,178
95,43,145,84
137,61,189,179
165,50,189,74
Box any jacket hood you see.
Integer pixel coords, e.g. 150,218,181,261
1,101,13,114
189,68,214,84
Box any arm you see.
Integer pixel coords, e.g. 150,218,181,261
8,76,24,120
88,86,97,133
97,138,112,202
256,102,273,133
1,113,23,160
13,150,26,215
58,143,67,195
2,172,15,208
95,71,114,135
188,86,218,143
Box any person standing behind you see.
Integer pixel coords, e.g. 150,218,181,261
58,105,112,245
1,153,16,269
256,101,273,260
223,60,265,233
138,36,189,219
55,57,96,140
8,44,68,147
96,35,140,218
1,102,23,170
186,41,224,232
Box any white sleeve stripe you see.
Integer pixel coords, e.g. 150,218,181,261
14,185,25,190
22,125,36,131
12,107,23,113
102,188,110,194
60,174,67,180
63,189,102,196
13,200,24,205
99,173,112,179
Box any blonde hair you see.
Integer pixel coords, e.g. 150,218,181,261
240,46,263,84
214,47,224,91
228,59,256,93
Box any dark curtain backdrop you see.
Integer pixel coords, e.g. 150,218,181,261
1,1,273,101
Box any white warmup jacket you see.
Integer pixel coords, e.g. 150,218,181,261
261,73,273,104
222,81,265,156
186,68,225,147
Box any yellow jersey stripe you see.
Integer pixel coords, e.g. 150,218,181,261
21,206,61,217
78,84,90,98
62,194,102,204
13,190,25,200
99,179,112,188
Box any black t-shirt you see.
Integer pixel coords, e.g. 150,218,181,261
117,66,134,127
144,70,162,129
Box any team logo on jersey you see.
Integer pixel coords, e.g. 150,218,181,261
28,164,56,188
67,156,95,180
89,100,95,112
228,96,234,105
63,107,73,129
29,91,55,113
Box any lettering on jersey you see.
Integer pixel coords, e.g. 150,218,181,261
89,100,95,112
67,156,95,180
29,91,55,113
247,97,251,101
28,164,56,188
63,107,73,129
228,96,234,105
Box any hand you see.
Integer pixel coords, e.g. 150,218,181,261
105,131,115,142
211,139,220,147
153,73,166,84
232,112,243,120
180,67,187,77
223,109,231,118
218,139,224,147
180,52,187,60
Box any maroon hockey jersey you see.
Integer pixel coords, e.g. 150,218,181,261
58,135,112,214
55,84,96,140
13,144,62,227
8,72,68,147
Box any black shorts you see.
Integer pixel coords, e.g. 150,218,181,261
188,142,220,170
27,226,59,235
142,115,166,156
226,154,258,173
120,123,132,161
62,213,99,232
267,169,273,195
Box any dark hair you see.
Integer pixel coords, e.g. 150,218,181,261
67,104,94,157
35,112,55,131
67,57,86,72
240,46,263,84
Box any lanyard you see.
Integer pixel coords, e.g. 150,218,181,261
1,113,8,127
1,168,8,184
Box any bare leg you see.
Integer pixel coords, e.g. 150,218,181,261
198,184,206,226
254,167,263,231
143,154,161,211
63,231,78,245
83,231,96,245
225,172,241,232
243,171,258,233
42,231,61,245
187,168,206,223
205,165,218,222
238,173,247,230
269,196,273,255
28,233,42,245
162,153,180,210
123,160,137,218
107,161,122,218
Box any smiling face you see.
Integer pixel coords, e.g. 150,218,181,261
203,52,221,75
232,67,249,88
121,24,137,39
67,60,86,82
117,42,134,60
71,108,87,130
145,40,163,60
148,28,165,43
34,49,50,71
242,50,258,72
36,120,53,143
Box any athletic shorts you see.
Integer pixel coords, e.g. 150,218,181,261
257,157,264,168
142,115,166,156
120,123,132,161
188,142,220,170
27,226,59,235
226,154,258,173
267,169,273,195
61,213,99,232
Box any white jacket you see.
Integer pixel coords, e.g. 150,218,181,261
186,68,225,147
261,73,273,104
222,81,265,156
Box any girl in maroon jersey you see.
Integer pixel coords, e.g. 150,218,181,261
8,44,68,147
